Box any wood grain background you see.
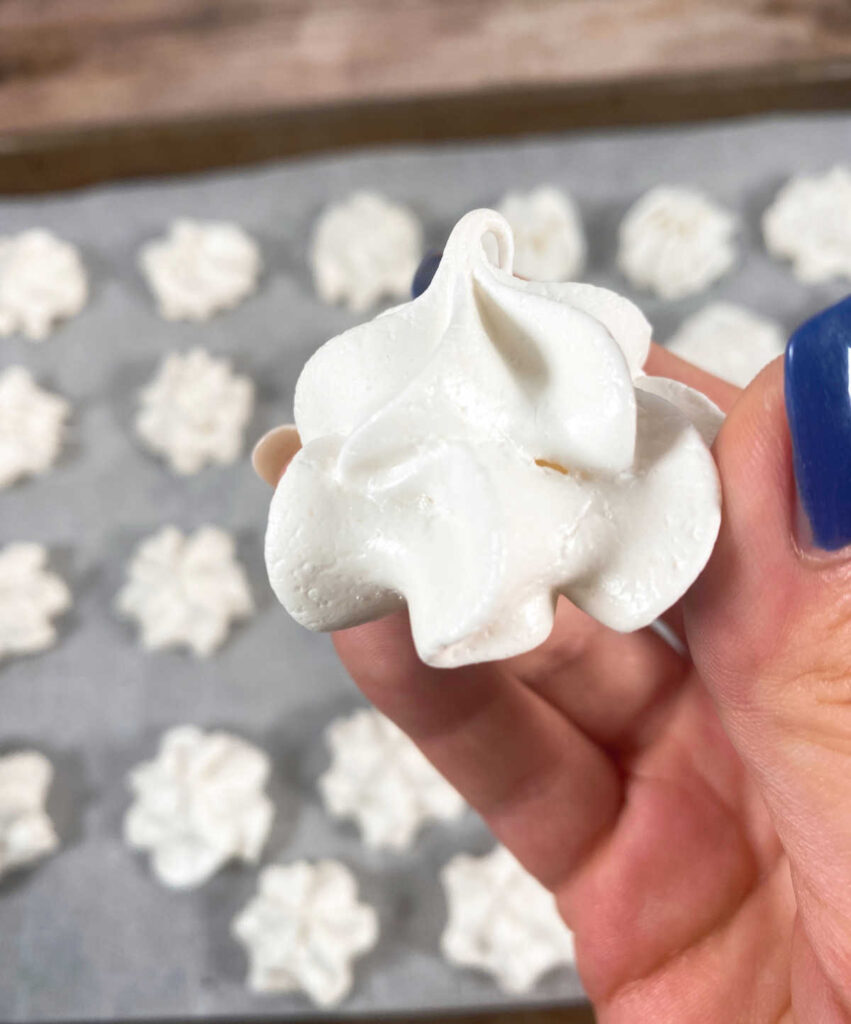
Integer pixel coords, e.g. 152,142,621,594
2,0,851,138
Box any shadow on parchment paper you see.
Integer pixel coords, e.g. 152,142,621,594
0,741,91,899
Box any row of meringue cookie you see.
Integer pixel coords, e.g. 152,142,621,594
0,528,252,663
0,293,783,497
1,348,253,491
6,167,847,342
0,222,261,341
317,169,851,311
0,716,576,1005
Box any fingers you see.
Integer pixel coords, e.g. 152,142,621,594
252,424,300,486
334,611,622,888
505,597,689,756
684,352,851,1003
645,342,741,413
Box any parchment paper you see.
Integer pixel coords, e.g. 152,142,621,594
1,112,849,1022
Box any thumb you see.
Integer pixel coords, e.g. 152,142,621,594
684,297,851,1005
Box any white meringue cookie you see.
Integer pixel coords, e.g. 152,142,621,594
667,302,785,387
763,166,851,283
0,366,70,489
440,845,575,993
618,186,737,300
497,185,586,281
0,751,59,879
232,859,379,1006
139,219,261,321
124,726,274,889
265,209,722,668
135,348,254,475
0,229,88,341
310,192,422,312
318,708,466,851
0,543,71,661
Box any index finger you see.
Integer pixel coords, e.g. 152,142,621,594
645,341,742,414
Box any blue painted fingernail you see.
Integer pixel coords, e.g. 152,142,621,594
412,251,442,298
785,295,851,552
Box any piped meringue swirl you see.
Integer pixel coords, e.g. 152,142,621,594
266,209,722,668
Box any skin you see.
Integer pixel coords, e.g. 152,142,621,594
262,345,851,1023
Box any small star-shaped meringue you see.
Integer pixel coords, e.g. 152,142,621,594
232,859,379,1006
497,185,586,281
763,166,851,283
310,191,423,312
667,302,785,387
318,708,466,851
441,844,575,993
618,186,737,300
116,526,253,657
124,725,274,889
0,543,71,660
0,229,88,341
0,366,70,488
135,348,254,475
0,751,59,879
139,219,261,320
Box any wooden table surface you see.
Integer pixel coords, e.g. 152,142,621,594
1,0,851,190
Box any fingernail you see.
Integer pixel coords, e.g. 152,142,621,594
411,251,442,298
785,295,851,552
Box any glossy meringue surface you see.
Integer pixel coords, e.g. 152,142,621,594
266,209,722,668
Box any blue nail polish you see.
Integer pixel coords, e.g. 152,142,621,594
412,251,442,298
785,295,851,551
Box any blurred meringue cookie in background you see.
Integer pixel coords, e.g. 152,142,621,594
318,708,466,851
139,219,261,321
0,543,71,661
263,209,722,669
440,845,575,994
666,302,785,387
618,185,737,300
232,859,379,1006
0,229,88,341
116,526,253,657
135,348,254,475
310,191,423,312
762,165,851,283
0,751,59,880
497,185,586,280
0,366,70,489
124,726,274,889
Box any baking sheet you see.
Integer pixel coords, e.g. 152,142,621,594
1,112,849,1023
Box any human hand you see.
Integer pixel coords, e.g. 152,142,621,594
326,301,851,1023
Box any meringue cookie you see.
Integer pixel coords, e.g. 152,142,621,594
140,219,261,320
265,209,722,669
318,708,466,850
124,726,274,889
232,859,379,1006
667,302,785,387
763,166,851,283
497,185,586,281
0,751,59,879
0,229,88,341
441,845,575,993
310,192,423,312
135,348,254,475
0,543,71,660
618,186,737,300
117,526,253,657
0,366,70,489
